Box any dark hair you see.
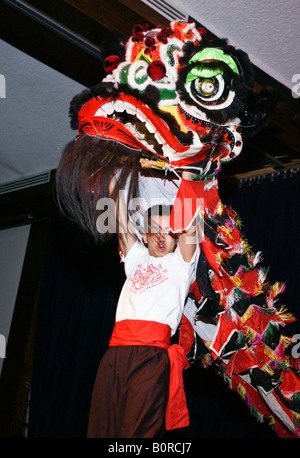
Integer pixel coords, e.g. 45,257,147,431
144,204,172,233
146,204,172,217
55,134,141,243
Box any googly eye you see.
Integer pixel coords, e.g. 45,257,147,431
196,78,216,97
189,74,228,106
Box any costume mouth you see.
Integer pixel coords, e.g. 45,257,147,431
90,94,201,158
110,110,165,156
78,93,243,166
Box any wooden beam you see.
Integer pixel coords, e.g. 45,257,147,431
63,0,169,38
0,0,106,86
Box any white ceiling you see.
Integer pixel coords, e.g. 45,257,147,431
0,40,84,187
0,0,299,188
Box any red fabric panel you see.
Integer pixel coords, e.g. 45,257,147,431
109,319,190,430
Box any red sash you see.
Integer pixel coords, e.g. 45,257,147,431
109,319,190,430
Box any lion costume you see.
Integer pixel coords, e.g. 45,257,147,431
56,21,300,438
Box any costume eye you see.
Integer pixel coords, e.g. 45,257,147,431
191,75,225,103
182,47,240,110
196,78,217,96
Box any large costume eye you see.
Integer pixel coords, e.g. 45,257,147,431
186,70,231,108
183,47,240,110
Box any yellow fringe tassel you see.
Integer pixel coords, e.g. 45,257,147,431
262,362,275,376
216,201,224,215
277,305,295,322
268,416,276,426
244,327,256,342
241,305,254,324
231,274,243,287
238,383,246,400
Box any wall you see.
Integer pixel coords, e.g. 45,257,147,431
0,225,30,375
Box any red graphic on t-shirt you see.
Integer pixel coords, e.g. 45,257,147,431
131,263,168,293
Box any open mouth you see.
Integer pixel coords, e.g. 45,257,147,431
158,241,166,251
90,94,209,158
79,92,243,165
112,111,165,156
93,96,195,158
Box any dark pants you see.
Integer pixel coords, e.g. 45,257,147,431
87,345,170,438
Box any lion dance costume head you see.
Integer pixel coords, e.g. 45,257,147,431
56,21,300,437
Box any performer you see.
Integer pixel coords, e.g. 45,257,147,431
87,182,198,437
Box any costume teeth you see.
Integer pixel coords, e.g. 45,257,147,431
145,120,155,133
95,101,165,146
136,109,146,122
113,100,125,112
162,144,175,156
94,107,106,116
123,101,136,115
102,103,114,115
154,132,165,145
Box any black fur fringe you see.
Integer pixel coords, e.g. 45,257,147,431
56,135,141,243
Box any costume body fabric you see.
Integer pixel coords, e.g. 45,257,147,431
87,241,196,437
56,20,300,438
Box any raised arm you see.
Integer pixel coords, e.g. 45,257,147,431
109,176,137,257
177,171,200,263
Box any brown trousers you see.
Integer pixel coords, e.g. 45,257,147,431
87,345,170,438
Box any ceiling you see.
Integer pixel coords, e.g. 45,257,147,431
0,0,300,197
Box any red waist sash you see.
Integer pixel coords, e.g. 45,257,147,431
109,319,190,431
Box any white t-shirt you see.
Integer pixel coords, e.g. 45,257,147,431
115,241,196,336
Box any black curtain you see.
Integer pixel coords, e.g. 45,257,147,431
28,218,124,438
220,168,300,334
28,170,300,438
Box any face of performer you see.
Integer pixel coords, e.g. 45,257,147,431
142,214,177,257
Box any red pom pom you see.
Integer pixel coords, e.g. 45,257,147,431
198,27,207,37
132,31,144,42
103,55,121,73
147,60,166,81
132,24,144,34
132,24,149,34
145,36,155,47
157,27,172,43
